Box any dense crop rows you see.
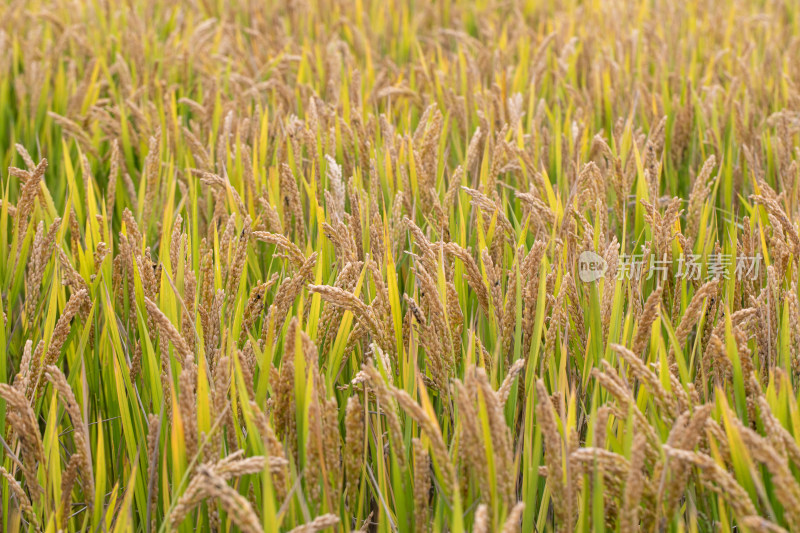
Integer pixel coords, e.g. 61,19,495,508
2,0,800,531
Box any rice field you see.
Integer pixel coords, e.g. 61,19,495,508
2,0,800,531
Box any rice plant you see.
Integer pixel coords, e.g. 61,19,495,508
2,0,800,531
